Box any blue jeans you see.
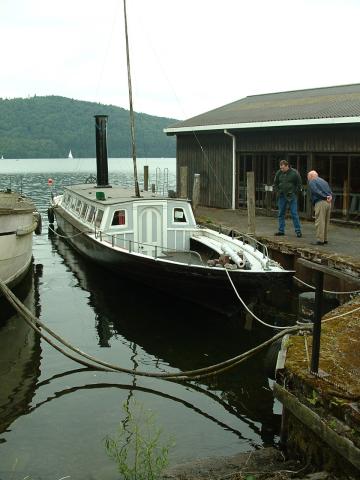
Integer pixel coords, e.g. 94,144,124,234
278,194,301,234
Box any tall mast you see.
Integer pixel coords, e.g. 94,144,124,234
123,0,140,197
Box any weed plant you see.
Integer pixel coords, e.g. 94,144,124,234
104,399,174,480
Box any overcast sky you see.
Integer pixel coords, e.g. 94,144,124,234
1,0,359,120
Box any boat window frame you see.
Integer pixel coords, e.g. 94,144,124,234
63,193,70,206
86,205,96,224
75,199,82,215
110,208,127,228
94,209,104,228
172,206,189,224
70,196,77,211
80,202,88,219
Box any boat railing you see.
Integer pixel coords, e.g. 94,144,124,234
199,225,271,270
96,231,205,265
209,225,269,259
229,230,269,259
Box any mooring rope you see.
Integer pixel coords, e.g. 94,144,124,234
48,225,88,239
293,275,360,295
0,278,309,380
224,269,295,330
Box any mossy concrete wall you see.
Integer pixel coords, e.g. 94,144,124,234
274,296,360,476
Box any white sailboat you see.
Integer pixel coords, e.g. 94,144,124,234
68,150,73,159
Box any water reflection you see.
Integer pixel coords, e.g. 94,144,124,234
0,265,42,440
48,228,281,447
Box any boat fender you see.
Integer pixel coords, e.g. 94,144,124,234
221,245,245,268
47,207,55,224
263,338,283,380
34,212,42,235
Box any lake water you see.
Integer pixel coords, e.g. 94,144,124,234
0,159,295,479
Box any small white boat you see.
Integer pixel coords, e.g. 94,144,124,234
68,150,73,159
50,119,292,313
0,190,41,290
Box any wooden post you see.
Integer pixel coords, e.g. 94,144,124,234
247,171,256,235
144,165,149,191
295,258,360,376
180,166,188,198
343,179,349,217
311,270,324,374
192,174,200,213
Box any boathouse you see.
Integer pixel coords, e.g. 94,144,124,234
164,83,360,224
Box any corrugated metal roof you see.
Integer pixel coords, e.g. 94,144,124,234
165,83,360,132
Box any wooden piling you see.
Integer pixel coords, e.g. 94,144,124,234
144,165,149,191
180,166,188,198
192,174,200,213
247,171,256,235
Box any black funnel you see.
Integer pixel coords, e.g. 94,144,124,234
94,115,111,188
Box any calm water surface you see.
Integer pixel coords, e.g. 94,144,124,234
0,159,296,479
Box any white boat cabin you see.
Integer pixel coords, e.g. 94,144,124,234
59,185,197,256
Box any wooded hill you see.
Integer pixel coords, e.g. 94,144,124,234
0,96,177,158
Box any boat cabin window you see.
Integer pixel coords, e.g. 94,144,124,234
80,203,88,219
173,207,187,223
94,209,104,228
111,209,126,226
87,206,96,224
70,197,77,210
75,199,82,214
63,193,70,206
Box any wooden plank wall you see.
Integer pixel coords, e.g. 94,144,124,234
175,125,360,209
176,133,233,208
233,125,360,152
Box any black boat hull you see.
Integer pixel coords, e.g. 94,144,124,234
53,209,292,315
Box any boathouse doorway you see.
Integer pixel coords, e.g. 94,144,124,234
238,153,308,216
313,154,360,221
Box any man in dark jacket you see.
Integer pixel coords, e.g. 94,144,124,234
273,160,302,237
307,170,332,245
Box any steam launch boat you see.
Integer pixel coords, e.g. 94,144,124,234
0,190,41,290
50,116,292,313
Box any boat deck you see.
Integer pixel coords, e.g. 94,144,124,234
158,250,205,266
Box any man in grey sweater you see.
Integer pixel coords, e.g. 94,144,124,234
307,170,333,245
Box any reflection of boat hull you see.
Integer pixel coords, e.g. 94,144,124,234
0,269,41,436
0,191,38,292
50,232,281,445
54,211,290,314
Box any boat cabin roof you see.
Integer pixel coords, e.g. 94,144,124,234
64,184,190,206
0,191,36,214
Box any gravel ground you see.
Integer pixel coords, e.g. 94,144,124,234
162,448,340,480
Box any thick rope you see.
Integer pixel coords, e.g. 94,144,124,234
225,269,295,330
321,304,360,323
0,278,309,380
293,275,360,295
48,225,88,239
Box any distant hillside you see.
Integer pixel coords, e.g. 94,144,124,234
0,96,177,158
